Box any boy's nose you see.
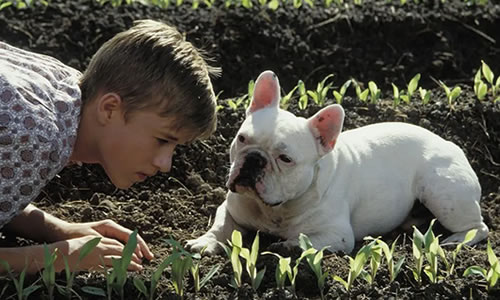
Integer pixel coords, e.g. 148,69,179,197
153,150,173,173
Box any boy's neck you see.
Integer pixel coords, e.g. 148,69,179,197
70,102,101,165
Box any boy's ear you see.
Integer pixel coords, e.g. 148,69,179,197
307,104,345,156
96,93,123,125
246,70,281,115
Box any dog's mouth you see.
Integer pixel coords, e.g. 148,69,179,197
229,179,283,207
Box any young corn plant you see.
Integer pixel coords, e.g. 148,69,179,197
297,80,309,110
418,87,432,105
226,79,254,110
439,80,462,109
464,240,500,291
83,230,139,300
400,73,421,104
474,60,500,103
439,229,477,277
368,81,381,104
0,259,41,300
412,219,445,284
165,238,198,299
262,253,291,290
298,234,330,299
190,251,220,294
306,74,334,106
280,84,299,110
353,79,369,103
333,241,374,291
238,232,266,291
392,83,401,107
219,230,244,289
332,79,352,104
367,236,405,283
263,245,317,295
41,244,57,300
359,238,383,285
59,237,101,299
133,246,181,300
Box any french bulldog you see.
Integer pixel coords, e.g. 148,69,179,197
186,70,489,254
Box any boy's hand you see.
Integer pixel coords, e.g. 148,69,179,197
53,235,144,272
59,220,154,262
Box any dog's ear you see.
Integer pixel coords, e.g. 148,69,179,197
307,104,345,156
247,70,281,115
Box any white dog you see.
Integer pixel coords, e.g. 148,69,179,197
187,70,489,254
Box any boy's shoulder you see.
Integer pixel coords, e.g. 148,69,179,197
0,42,82,228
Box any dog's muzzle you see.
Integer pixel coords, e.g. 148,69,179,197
229,151,267,192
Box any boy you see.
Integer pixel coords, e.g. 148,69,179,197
0,19,219,273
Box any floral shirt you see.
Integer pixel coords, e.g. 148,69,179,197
0,42,82,228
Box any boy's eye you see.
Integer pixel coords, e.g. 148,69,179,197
157,138,169,144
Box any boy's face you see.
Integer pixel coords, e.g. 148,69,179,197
98,107,191,189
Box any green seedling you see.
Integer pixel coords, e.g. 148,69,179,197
219,230,244,289
226,79,254,110
280,84,299,110
239,232,266,291
418,87,431,105
164,237,218,298
262,253,291,289
190,252,220,294
464,240,500,291
41,244,57,300
332,79,352,104
82,230,138,300
368,81,381,104
263,246,317,294
299,234,330,299
307,74,334,106
440,229,477,277
353,80,369,102
406,73,421,102
412,219,444,284
333,241,374,291
369,236,405,283
133,245,181,300
0,259,41,300
58,237,101,299
392,83,401,107
360,238,383,285
475,60,500,102
268,0,279,9
439,80,461,108
474,68,488,101
241,0,253,8
297,80,309,110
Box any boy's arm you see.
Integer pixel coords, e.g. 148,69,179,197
5,204,154,261
0,244,51,274
4,204,70,242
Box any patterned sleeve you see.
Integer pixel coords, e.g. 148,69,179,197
0,41,81,228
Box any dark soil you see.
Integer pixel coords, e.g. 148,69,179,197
1,0,500,299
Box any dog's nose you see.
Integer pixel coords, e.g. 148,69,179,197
244,152,267,168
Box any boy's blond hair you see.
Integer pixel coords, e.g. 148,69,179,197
79,19,220,140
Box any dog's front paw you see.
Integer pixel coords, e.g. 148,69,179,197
185,233,221,255
267,239,302,256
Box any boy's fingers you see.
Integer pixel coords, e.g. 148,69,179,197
98,256,143,272
98,221,154,261
137,235,154,260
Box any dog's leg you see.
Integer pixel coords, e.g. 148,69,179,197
417,160,489,245
186,201,246,255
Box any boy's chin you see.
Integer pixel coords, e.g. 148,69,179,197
109,177,134,190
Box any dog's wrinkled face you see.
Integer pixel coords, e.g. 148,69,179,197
226,71,344,206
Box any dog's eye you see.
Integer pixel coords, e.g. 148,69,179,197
278,154,292,163
238,135,245,143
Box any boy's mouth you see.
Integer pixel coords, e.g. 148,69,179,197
136,172,149,181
